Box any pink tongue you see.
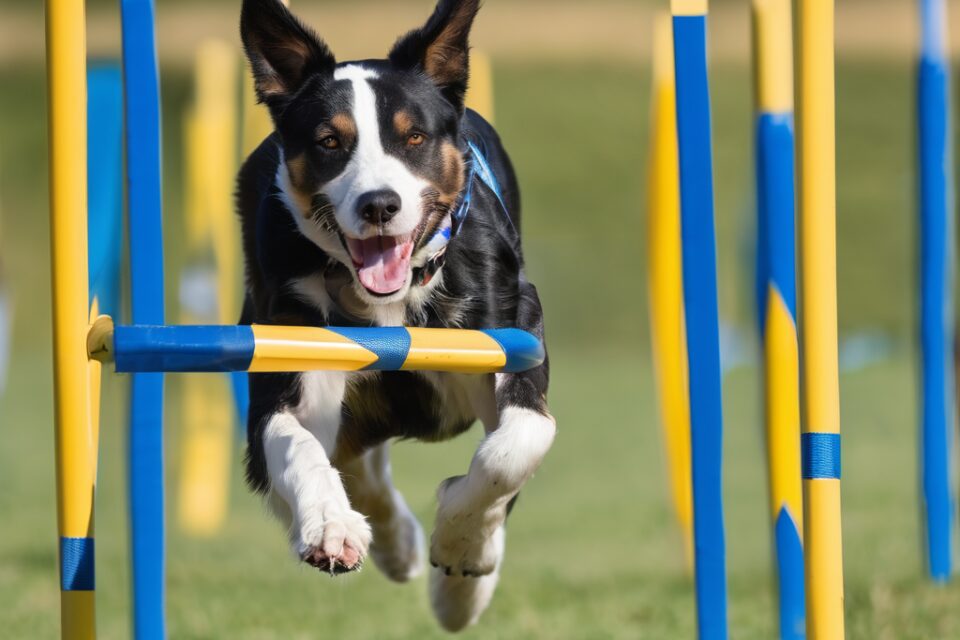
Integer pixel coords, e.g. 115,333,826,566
356,236,413,294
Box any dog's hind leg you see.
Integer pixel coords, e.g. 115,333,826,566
341,443,425,582
429,282,556,631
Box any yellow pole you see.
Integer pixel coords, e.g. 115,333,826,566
648,12,694,572
796,0,845,637
465,50,495,123
177,40,239,537
46,0,97,637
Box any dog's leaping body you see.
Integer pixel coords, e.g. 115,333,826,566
237,0,554,630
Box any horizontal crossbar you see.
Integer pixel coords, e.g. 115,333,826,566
87,317,544,375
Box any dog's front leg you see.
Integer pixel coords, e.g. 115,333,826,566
260,372,372,574
429,282,556,630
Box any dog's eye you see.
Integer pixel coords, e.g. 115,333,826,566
407,133,426,146
318,135,340,150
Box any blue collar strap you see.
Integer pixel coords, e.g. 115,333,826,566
414,140,509,287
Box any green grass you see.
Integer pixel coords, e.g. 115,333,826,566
1,55,958,638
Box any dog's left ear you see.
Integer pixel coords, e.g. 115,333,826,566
388,0,480,113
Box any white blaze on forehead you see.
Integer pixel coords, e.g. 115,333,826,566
325,64,428,239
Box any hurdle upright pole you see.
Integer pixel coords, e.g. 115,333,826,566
46,0,98,637
795,0,845,637
753,1,805,638
648,12,694,572
671,1,728,637
917,0,956,584
120,0,167,636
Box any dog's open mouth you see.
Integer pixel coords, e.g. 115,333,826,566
344,234,415,296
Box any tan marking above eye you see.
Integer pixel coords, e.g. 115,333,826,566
393,110,414,135
329,113,357,139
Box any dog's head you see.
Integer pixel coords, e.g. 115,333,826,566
241,0,479,303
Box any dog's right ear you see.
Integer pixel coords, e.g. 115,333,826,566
240,0,336,116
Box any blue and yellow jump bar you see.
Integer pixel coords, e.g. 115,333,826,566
88,320,545,375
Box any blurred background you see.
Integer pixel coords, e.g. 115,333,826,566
2,0,960,637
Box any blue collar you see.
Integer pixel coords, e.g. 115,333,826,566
414,140,511,287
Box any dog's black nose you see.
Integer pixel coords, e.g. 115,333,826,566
357,190,402,225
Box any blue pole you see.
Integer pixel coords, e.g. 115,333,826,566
87,63,124,318
672,9,729,639
918,0,955,584
120,0,167,636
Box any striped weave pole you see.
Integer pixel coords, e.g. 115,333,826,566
47,0,98,637
753,1,805,638
120,0,167,637
87,322,545,375
671,1,728,637
648,12,694,572
796,0,845,637
917,0,956,584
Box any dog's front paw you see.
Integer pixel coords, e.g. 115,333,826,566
430,476,505,577
295,507,372,575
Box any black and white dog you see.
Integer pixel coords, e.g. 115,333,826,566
237,0,555,630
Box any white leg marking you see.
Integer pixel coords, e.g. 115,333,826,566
430,526,505,633
262,372,372,573
342,444,425,583
431,407,556,577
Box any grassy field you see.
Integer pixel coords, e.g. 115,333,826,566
0,42,958,640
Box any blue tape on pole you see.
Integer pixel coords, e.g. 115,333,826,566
673,14,729,640
774,509,805,640
482,328,545,373
120,1,167,637
114,325,257,373
60,537,95,591
801,433,841,480
328,326,411,371
87,63,124,318
756,112,797,334
918,49,955,581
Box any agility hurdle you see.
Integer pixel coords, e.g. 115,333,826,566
917,0,956,584
752,1,805,638
671,1,728,637
796,0,846,636
45,1,544,638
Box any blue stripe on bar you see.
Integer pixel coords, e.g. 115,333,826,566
114,325,256,373
328,327,411,371
483,328,546,373
60,537,95,591
802,433,842,480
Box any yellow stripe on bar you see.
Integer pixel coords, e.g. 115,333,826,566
753,0,794,113
403,328,507,373
250,325,379,372
649,12,694,571
671,0,708,17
